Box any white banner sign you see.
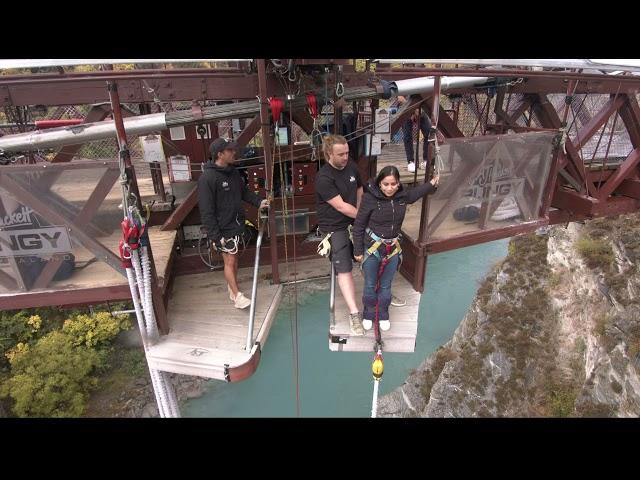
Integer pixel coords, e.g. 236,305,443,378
0,226,73,257
140,134,166,163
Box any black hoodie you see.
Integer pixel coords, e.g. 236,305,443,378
198,161,263,241
352,180,436,256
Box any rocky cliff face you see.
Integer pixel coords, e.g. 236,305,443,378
378,214,640,417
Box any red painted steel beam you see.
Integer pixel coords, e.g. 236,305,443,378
425,219,549,254
598,148,640,200
0,284,133,310
573,94,626,151
593,195,640,217
588,169,615,184
291,110,315,134
422,97,465,138
494,93,534,133
551,188,598,215
615,178,640,199
533,93,597,196
619,94,640,149
0,70,371,107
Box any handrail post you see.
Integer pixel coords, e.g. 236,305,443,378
329,262,336,329
246,218,266,350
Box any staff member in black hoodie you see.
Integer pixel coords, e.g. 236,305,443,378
198,138,269,309
352,166,439,331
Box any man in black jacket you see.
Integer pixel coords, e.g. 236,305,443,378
198,138,269,309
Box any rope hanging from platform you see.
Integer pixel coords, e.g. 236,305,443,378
288,100,301,417
116,129,180,418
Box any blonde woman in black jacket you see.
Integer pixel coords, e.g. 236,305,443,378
352,166,439,331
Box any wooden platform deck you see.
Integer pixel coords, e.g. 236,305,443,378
145,264,283,381
377,143,424,185
328,264,420,353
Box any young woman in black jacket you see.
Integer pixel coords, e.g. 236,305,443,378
352,166,439,331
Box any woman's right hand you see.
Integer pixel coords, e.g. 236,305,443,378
354,255,364,263
430,175,440,187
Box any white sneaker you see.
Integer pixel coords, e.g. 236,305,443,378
407,162,416,173
362,319,373,331
234,292,252,309
380,320,391,331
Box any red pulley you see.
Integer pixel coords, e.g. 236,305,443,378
305,93,318,118
269,98,284,125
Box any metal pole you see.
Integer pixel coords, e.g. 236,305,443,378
329,262,336,329
246,220,266,350
257,59,280,284
107,80,169,334
418,76,441,244
413,102,420,184
413,76,441,290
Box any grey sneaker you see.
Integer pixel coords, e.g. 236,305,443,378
349,312,364,336
390,294,406,307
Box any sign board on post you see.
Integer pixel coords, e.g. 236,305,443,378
168,155,192,182
374,108,390,134
364,134,382,156
139,134,166,163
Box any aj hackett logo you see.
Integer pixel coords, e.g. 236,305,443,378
0,226,72,257
0,206,72,257
0,227,72,257
0,205,35,228
464,165,524,200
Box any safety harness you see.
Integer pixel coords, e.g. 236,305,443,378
365,227,401,261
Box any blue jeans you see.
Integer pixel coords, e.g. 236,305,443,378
361,252,400,321
403,114,431,163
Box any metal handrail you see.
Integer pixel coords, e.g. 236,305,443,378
329,263,336,330
246,215,267,351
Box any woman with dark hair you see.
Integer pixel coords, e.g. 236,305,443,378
352,166,439,331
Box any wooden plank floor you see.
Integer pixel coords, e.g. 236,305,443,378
145,265,283,379
328,264,420,353
377,143,428,185
47,158,171,204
